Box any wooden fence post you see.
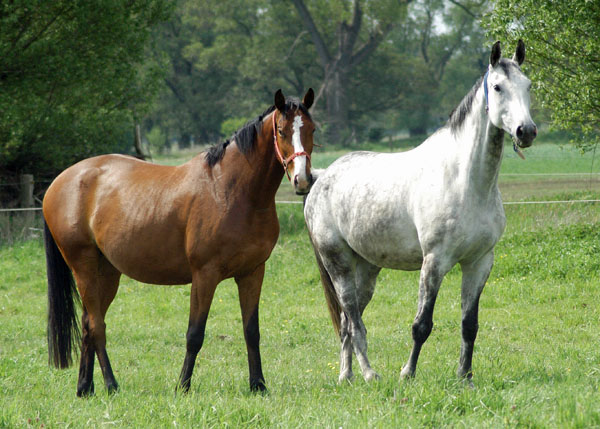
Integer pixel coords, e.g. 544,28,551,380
19,174,34,208
19,174,34,221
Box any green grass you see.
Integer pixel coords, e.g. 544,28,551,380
2,139,600,427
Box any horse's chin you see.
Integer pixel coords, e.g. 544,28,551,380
511,135,533,149
516,138,533,149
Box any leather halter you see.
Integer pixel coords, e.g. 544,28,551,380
272,110,311,181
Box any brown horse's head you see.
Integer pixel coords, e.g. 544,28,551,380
272,88,315,195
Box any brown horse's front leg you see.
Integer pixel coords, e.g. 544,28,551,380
177,270,218,393
235,264,266,392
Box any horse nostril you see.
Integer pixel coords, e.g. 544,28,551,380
533,126,538,137
516,126,524,138
294,175,299,187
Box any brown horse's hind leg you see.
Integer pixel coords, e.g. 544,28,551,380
71,248,121,396
177,269,218,393
77,309,96,396
235,263,266,392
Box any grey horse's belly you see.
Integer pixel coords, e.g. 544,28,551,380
340,212,424,271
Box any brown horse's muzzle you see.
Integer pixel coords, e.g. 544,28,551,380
294,173,312,195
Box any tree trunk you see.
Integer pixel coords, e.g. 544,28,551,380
133,124,147,160
325,69,350,145
292,0,406,145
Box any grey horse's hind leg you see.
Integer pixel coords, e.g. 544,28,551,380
339,260,378,382
320,246,379,382
339,312,353,382
400,254,449,379
457,252,493,384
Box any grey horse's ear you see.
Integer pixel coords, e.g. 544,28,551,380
274,89,286,111
490,41,501,67
513,39,525,66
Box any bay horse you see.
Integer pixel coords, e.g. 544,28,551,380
304,41,536,384
43,88,315,396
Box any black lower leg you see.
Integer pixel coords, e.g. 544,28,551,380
97,348,119,394
459,304,479,378
77,318,95,397
177,316,207,393
405,303,435,374
244,308,265,392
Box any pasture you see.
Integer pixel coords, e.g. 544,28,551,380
1,139,600,427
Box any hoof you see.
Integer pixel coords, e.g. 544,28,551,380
176,378,191,395
106,381,119,395
400,366,415,380
364,370,380,382
250,379,267,393
338,370,354,384
77,381,95,398
463,378,475,389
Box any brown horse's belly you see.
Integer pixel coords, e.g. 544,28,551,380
100,242,193,285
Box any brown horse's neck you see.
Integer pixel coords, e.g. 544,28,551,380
201,111,284,211
247,111,286,207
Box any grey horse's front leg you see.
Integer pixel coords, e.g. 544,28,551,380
400,254,448,379
457,252,494,384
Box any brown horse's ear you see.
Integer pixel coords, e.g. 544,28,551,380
274,89,286,112
490,41,501,68
513,39,525,66
302,88,314,110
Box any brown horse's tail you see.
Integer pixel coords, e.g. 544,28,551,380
44,218,80,368
306,230,342,338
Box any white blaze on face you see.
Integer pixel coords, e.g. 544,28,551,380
292,114,308,183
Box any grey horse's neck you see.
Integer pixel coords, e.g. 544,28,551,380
457,87,505,200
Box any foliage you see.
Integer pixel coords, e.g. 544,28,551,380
0,0,173,178
486,0,600,151
390,0,490,136
145,125,168,154
147,0,265,147
220,117,249,140
149,0,491,147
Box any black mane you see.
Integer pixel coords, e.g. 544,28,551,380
205,98,311,167
447,75,484,133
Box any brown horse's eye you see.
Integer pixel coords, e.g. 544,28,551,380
278,129,286,138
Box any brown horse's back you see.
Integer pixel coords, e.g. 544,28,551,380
44,154,196,284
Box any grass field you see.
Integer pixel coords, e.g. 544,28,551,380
1,137,600,427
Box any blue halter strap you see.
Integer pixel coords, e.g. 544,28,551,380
483,70,489,113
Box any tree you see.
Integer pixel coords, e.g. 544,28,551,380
291,0,411,145
0,0,172,179
486,0,600,150
148,0,262,148
392,0,488,136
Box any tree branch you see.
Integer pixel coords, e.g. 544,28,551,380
447,0,481,19
340,0,362,59
291,0,331,67
164,78,185,103
18,4,74,54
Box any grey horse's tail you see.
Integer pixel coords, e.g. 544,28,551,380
303,172,342,337
310,235,342,337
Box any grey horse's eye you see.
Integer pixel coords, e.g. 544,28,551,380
493,85,501,92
